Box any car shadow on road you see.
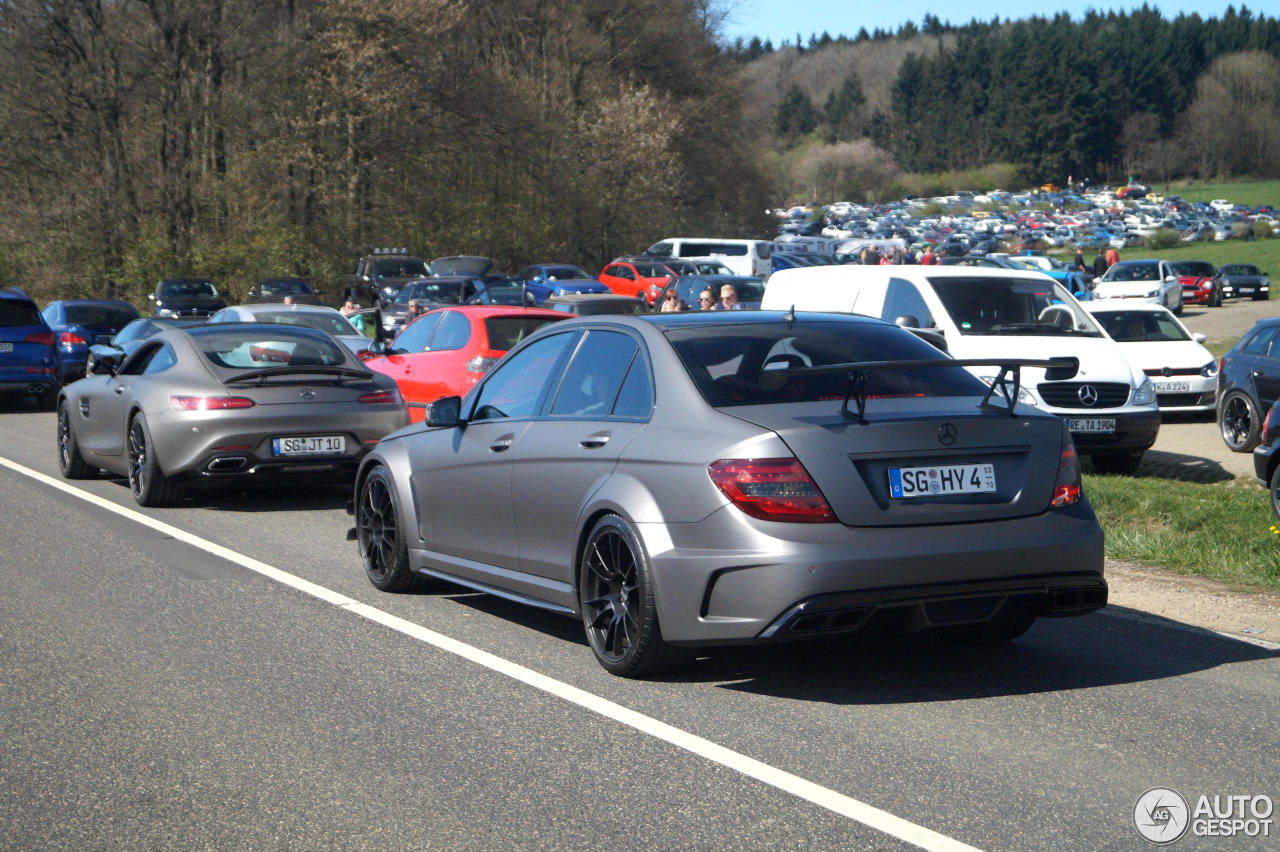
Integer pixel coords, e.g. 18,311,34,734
96,474,351,512
1128,449,1239,483
433,591,1278,703
692,607,1278,703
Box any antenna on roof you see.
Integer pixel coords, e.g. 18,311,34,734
784,304,796,329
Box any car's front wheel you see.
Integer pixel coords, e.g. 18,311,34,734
1270,464,1280,521
355,466,422,592
56,400,95,479
127,414,183,507
579,514,687,678
1219,392,1262,452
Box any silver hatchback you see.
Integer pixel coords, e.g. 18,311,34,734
351,312,1106,677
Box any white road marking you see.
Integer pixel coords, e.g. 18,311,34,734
2,456,979,852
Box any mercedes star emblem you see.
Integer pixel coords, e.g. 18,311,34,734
938,423,957,446
299,388,317,400
1077,384,1099,406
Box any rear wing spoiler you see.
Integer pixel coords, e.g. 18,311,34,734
784,357,1080,423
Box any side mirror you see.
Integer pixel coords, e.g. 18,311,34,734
423,396,462,428
147,293,156,301
366,339,387,356
220,290,231,299
1193,333,1207,344
893,315,920,329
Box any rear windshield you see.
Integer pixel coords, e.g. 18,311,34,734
195,329,349,370
376,259,428,278
577,299,648,316
665,319,986,408
252,310,358,337
484,316,563,350
0,300,42,327
929,276,1101,336
65,305,138,325
259,279,310,295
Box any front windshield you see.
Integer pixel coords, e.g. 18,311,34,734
543,266,590,280
1092,310,1189,343
376,259,428,278
259,279,309,296
929,275,1102,336
1220,264,1258,276
159,279,217,298
395,281,465,305
1102,262,1159,282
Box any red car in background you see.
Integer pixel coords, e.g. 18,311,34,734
364,306,567,422
1172,259,1222,307
597,257,674,304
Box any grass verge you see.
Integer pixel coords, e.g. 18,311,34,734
1084,472,1280,590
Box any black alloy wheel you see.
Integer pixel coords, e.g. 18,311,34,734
356,467,421,592
127,415,183,506
56,401,95,479
579,514,686,677
1219,392,1262,453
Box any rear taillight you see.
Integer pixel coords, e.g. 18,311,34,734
708,458,836,523
1050,438,1082,509
59,332,86,348
466,355,498,373
358,389,401,405
1262,402,1280,447
170,396,256,411
24,331,55,345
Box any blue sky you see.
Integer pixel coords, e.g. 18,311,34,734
718,2,1253,47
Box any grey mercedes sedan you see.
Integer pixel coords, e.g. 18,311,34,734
58,323,407,506
351,311,1106,677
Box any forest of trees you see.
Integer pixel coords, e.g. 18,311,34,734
748,6,1280,202
2,2,1278,304
0,0,771,302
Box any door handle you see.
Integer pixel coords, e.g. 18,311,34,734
579,436,610,449
113,385,125,395
1253,370,1264,378
489,437,513,452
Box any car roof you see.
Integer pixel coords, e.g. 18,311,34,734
545,293,642,302
234,303,338,314
1082,301,1169,314
48,298,137,306
421,305,565,318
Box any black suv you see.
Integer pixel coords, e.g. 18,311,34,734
1218,317,1280,452
345,252,429,308
148,277,229,318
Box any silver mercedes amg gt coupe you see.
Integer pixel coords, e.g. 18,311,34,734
57,323,408,506
350,311,1106,677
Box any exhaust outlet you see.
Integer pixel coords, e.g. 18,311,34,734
207,456,247,472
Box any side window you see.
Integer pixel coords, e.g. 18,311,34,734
429,311,472,351
614,266,635,280
41,304,57,324
120,341,164,375
550,331,640,417
757,242,771,259
881,279,934,327
471,332,575,421
393,311,443,352
142,344,178,375
647,242,673,257
1242,327,1277,356
518,267,538,280
612,353,653,419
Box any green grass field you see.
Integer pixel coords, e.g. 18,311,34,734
1158,179,1280,209
1085,473,1280,590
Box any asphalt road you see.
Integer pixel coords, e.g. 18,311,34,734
1,405,1278,850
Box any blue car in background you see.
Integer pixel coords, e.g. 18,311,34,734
40,299,140,382
509,264,610,304
0,287,58,408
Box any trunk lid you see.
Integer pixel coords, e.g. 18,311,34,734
723,397,1065,527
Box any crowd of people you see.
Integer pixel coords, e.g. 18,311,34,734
658,282,742,312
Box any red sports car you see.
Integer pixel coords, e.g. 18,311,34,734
1172,259,1222,307
364,306,567,422
597,257,674,304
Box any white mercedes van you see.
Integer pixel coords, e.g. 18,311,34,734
762,265,1160,473
644,238,772,278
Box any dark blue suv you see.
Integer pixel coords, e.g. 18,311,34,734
40,299,140,382
0,287,58,408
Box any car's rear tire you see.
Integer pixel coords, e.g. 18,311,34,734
1091,451,1143,475
579,514,688,678
941,608,1036,644
127,414,184,507
355,466,423,592
1219,392,1261,453
56,400,96,479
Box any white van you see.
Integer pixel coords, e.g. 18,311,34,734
761,265,1161,473
645,238,771,278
